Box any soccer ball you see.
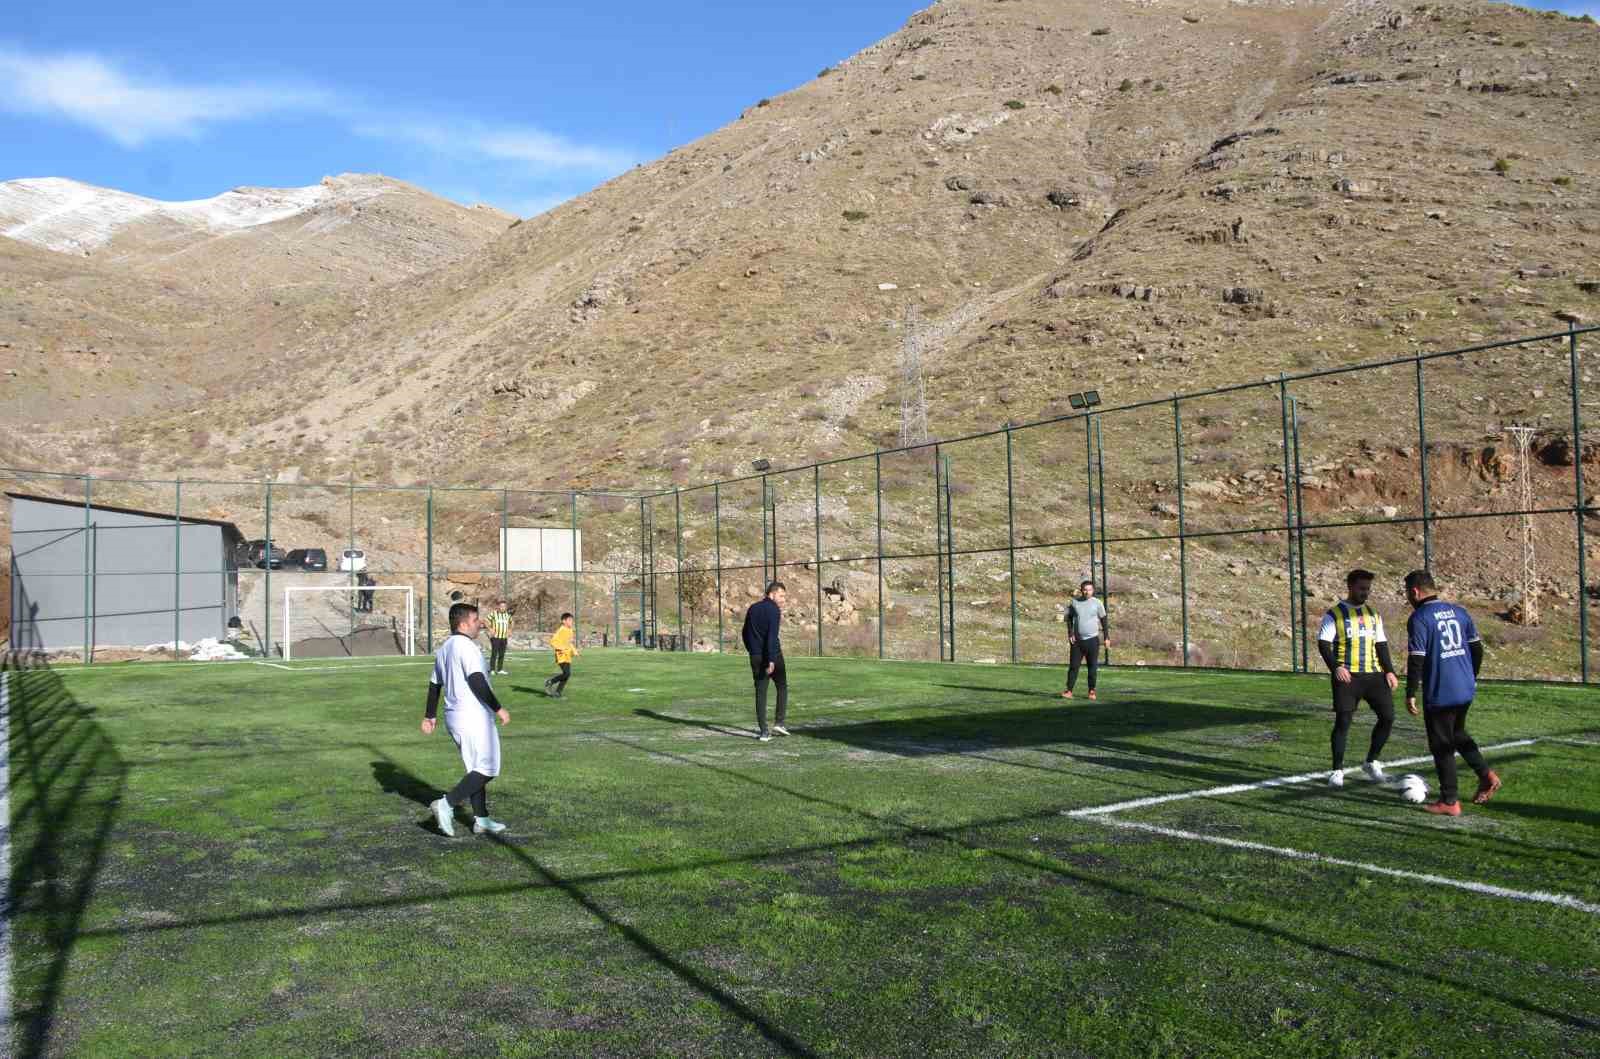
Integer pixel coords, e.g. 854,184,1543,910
1398,773,1429,804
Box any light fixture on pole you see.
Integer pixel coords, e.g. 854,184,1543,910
751,458,772,472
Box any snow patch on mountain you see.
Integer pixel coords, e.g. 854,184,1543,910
0,175,390,254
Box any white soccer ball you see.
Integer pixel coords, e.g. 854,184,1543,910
1398,773,1428,804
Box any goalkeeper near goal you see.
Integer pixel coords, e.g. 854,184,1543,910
421,602,511,837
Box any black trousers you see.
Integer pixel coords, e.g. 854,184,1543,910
1425,704,1488,804
549,661,571,691
753,655,788,733
446,770,492,818
489,637,508,671
1067,637,1100,691
1330,672,1395,769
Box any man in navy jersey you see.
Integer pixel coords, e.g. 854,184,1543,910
1404,570,1500,816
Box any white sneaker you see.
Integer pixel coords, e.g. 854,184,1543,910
473,817,508,835
1363,760,1386,783
758,732,772,742
431,797,456,837
1328,770,1345,789
771,725,790,736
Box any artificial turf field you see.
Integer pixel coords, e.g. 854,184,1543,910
6,649,1599,1058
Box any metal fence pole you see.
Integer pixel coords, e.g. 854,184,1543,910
1292,401,1310,673
82,474,92,664
1005,427,1018,664
1415,357,1433,569
500,489,509,600
760,476,771,586
639,498,647,647
934,445,945,661
714,483,723,652
814,464,823,657
571,490,580,636
349,481,357,641
174,477,182,654
1084,417,1097,589
674,488,684,649
1173,399,1189,667
875,451,884,660
1095,417,1109,666
264,480,273,660
425,486,434,653
944,454,956,662
1570,325,1589,682
1278,376,1297,672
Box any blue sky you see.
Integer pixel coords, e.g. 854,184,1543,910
1,0,1595,216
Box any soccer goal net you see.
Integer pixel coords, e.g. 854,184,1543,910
282,585,416,661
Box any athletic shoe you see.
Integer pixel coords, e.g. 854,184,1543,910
1472,770,1502,805
1060,690,1074,699
430,797,456,837
1327,770,1344,789
543,679,556,696
772,725,790,736
1424,800,1462,816
473,817,509,835
1087,689,1097,701
1362,760,1387,783
758,731,772,742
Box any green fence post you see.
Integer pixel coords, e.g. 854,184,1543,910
1291,401,1311,673
760,476,771,585
500,488,509,601
1005,427,1018,664
934,445,945,661
1095,417,1109,667
1570,324,1589,682
1415,357,1432,569
714,482,723,652
814,464,823,657
174,476,182,654
1084,417,1096,589
425,486,434,654
82,474,92,664
264,480,273,660
349,480,357,642
1173,399,1189,667
1278,376,1297,672
571,490,580,637
674,488,684,649
639,497,647,646
945,454,956,662
875,451,884,660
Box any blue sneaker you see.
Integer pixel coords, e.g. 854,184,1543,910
431,797,456,837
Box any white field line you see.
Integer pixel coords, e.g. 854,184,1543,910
1,672,12,1058
1064,739,1541,818
1099,817,1600,916
251,660,434,673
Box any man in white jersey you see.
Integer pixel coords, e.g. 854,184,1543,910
421,602,511,837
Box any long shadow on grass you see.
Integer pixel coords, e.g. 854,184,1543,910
597,732,1599,1034
4,660,130,1059
367,746,817,1056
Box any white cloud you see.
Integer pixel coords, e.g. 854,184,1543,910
0,43,635,177
0,46,327,147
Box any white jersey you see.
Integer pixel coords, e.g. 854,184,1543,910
432,633,500,776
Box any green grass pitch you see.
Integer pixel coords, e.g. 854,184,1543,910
7,650,1600,1057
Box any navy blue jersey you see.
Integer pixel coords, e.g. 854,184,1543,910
1407,599,1480,709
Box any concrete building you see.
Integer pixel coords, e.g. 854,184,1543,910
7,492,243,653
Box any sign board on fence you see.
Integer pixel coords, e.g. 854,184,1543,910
499,527,582,573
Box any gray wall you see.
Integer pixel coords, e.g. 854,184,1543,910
9,497,238,652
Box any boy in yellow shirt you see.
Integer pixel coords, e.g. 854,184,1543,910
543,612,579,698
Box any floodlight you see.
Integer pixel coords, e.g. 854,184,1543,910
1083,390,1102,408
1067,393,1087,410
752,458,772,472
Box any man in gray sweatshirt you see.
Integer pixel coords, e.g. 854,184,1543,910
1062,580,1109,700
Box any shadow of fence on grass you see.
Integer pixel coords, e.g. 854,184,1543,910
3,657,129,1059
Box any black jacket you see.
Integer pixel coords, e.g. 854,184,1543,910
741,597,782,666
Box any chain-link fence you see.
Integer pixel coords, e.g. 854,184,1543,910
5,325,1596,680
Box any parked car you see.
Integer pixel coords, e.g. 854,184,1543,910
337,548,368,573
286,547,328,571
243,539,285,569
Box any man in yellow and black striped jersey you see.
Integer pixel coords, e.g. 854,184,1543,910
1316,569,1399,789
485,599,512,675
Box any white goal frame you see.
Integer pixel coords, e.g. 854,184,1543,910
282,585,416,662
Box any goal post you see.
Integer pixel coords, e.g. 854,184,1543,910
282,585,416,662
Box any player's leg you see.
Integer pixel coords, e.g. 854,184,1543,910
1362,676,1394,780
1424,706,1462,810
1451,703,1500,802
554,661,571,694
771,656,789,733
753,658,771,739
1064,640,1084,696
1082,637,1100,698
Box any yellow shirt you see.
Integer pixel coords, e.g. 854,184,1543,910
550,625,576,664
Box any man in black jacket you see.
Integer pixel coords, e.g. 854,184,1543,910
741,581,788,742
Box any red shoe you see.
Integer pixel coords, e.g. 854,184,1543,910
1472,771,1501,805
1060,690,1073,699
1424,800,1462,816
1087,689,1097,700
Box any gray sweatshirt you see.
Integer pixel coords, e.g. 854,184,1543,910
1067,596,1107,640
